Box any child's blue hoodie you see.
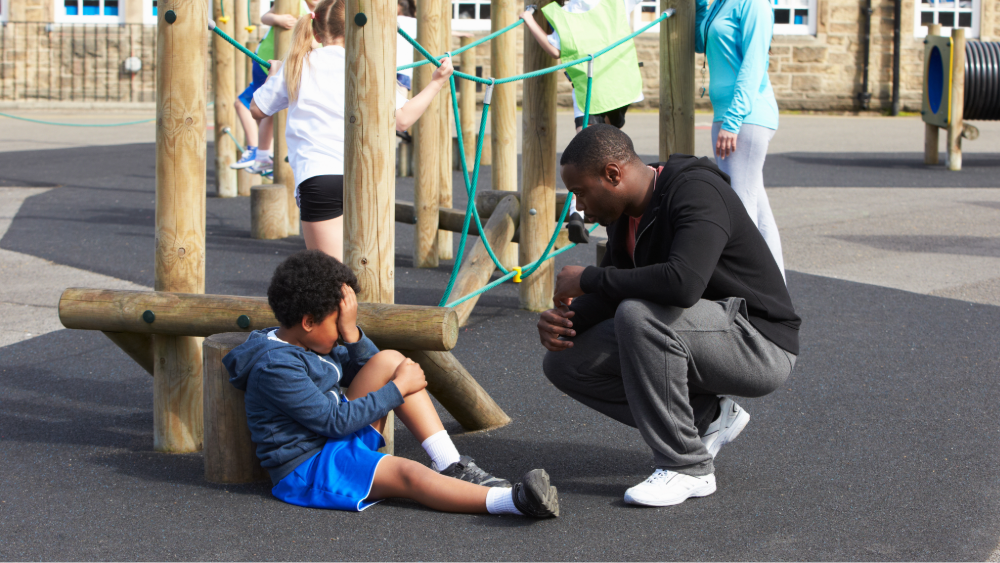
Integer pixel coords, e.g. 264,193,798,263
223,327,404,484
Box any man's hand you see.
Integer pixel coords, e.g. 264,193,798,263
715,129,738,160
337,284,360,344
392,358,427,396
274,13,297,29
554,265,586,306
266,59,283,78
537,307,576,351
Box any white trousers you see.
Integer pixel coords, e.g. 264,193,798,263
711,122,786,281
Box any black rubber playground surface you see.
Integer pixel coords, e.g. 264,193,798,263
2,143,1000,560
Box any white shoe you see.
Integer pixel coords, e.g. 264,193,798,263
701,397,750,459
624,469,716,507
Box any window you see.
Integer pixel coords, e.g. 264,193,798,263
630,0,663,33
915,0,979,38
143,0,157,24
772,0,815,35
56,0,123,22
452,0,491,32
0,0,8,21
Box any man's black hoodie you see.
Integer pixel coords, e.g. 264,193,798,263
571,154,801,355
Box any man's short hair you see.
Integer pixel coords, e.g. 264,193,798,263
560,124,639,176
267,250,360,327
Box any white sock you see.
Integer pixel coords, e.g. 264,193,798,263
256,149,272,161
486,487,522,516
421,430,461,470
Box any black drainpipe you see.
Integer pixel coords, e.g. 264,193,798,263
858,0,873,110
890,0,902,115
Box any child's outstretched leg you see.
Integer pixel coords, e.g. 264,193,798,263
346,350,508,487
232,101,260,170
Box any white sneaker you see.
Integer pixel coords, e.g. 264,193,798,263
701,396,750,458
624,469,716,507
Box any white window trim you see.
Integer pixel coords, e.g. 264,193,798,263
1,0,9,22
631,0,663,33
54,0,124,23
772,0,817,36
913,0,980,38
451,0,492,32
142,0,156,24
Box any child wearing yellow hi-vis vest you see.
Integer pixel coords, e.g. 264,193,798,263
521,0,645,243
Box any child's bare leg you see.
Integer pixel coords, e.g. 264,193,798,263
234,101,258,146
345,350,444,442
302,216,344,261
367,456,488,512
258,116,274,151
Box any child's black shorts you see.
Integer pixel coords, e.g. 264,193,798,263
297,174,344,222
575,104,629,129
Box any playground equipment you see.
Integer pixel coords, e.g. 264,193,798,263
922,25,999,171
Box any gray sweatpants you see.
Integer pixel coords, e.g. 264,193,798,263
543,298,796,476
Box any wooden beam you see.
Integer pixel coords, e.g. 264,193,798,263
490,0,518,270
60,288,459,351
413,0,443,268
272,0,299,235
102,331,154,375
212,0,238,198
659,0,695,158
520,0,558,313
344,0,399,453
474,189,568,219
155,0,208,453
395,200,570,248
438,0,454,261
233,0,255,196
947,28,965,172
400,349,511,431
449,194,519,326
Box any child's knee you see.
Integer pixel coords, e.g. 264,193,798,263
371,350,406,375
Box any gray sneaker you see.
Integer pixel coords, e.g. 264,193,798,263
434,456,511,487
512,469,559,518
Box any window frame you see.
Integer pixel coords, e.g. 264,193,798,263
772,0,816,36
0,0,9,22
451,0,493,32
54,0,124,23
630,0,663,33
914,0,980,38
142,0,157,24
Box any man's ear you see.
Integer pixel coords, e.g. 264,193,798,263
605,162,623,187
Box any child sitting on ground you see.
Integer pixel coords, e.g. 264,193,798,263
223,250,559,517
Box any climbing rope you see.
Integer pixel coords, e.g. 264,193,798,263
0,111,154,127
396,17,526,71
210,20,271,70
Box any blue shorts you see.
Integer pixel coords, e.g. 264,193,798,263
271,423,388,512
238,63,269,109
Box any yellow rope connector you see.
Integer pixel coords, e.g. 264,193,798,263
218,15,230,23
513,267,522,283
245,25,257,32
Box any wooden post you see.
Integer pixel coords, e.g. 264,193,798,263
659,0,695,158
438,0,454,261
450,194,519,326
251,184,289,239
272,0,300,235
102,331,154,375
244,39,263,191
154,0,207,453
459,36,476,172
204,332,269,483
234,0,254,195
413,0,443,268
212,0,238,198
947,27,965,172
491,0,518,270
344,0,398,453
400,350,511,430
519,1,557,313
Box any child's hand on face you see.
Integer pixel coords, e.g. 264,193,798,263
431,57,454,85
391,358,427,396
337,284,360,343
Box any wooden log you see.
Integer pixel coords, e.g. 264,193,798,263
59,288,459,351
212,0,238,198
155,0,208,453
450,194,519,326
344,0,399,453
397,136,413,177
947,27,965,172
400,349,511,431
490,0,519,271
924,24,941,166
395,200,570,248
204,332,269,483
102,331,154,375
250,184,288,239
438,0,454,261
475,189,568,220
413,0,443,268
234,3,254,196
272,0,299,235
520,0,558,313
459,36,476,172
659,0,695,158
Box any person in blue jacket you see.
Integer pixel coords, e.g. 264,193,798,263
696,0,785,280
224,250,559,517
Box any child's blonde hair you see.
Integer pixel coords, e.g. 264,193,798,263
284,0,346,102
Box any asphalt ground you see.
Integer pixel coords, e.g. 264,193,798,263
1,116,1000,559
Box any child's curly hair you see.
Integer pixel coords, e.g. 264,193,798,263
267,250,360,328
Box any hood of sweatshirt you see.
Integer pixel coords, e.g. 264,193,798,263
654,154,731,195
224,328,289,392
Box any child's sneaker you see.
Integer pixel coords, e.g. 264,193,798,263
230,146,257,169
512,469,559,518
624,469,715,507
434,456,510,487
248,152,273,175
567,212,590,244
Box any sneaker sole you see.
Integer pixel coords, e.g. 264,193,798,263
705,408,750,458
624,480,716,507
522,469,560,518
230,162,255,170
